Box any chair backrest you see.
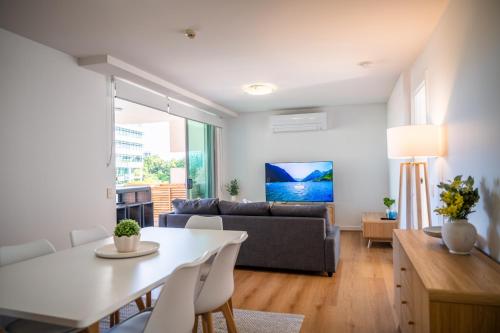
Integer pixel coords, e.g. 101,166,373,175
143,252,211,333
70,225,109,247
185,215,223,230
0,239,56,267
194,233,248,314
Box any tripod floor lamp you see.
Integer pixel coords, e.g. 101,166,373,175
387,125,445,230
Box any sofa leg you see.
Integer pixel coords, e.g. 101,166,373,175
327,272,333,277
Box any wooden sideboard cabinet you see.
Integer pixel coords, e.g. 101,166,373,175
393,230,500,333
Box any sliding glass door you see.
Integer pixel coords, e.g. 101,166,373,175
114,97,188,226
186,120,215,199
113,77,218,226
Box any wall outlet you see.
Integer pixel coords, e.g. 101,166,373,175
106,187,115,199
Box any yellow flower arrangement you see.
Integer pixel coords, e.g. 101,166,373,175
434,175,480,221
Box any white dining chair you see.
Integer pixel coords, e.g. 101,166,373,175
0,240,77,333
193,233,248,333
185,215,223,230
0,238,55,267
106,251,211,333
185,216,223,282
69,225,110,247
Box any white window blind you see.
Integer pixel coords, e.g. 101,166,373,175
114,77,225,128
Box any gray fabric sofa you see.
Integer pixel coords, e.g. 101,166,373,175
159,199,340,277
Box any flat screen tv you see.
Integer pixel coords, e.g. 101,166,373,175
265,161,334,202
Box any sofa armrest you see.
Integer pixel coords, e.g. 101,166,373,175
158,211,174,227
325,225,341,275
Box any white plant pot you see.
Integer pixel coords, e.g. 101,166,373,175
442,219,477,255
114,234,140,253
230,195,237,202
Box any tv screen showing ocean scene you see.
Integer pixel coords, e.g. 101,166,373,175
265,161,334,202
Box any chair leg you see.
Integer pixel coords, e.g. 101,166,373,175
202,313,214,333
146,291,152,307
135,297,146,311
109,310,120,327
201,313,209,333
228,297,234,315
221,301,238,333
193,314,199,333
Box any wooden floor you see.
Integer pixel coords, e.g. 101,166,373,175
233,231,399,333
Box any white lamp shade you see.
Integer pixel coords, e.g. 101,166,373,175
387,125,445,159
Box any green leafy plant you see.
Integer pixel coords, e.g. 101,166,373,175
434,175,480,220
225,179,240,196
383,197,396,209
115,219,140,237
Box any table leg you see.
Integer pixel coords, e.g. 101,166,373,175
146,291,152,307
81,322,99,333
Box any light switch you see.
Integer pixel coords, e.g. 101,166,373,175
106,187,115,199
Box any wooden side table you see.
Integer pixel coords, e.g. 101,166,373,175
362,212,398,248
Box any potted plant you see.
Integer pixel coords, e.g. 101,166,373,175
434,175,480,255
383,197,397,219
114,219,141,253
225,179,240,202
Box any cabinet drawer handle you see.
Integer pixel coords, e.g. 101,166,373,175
408,321,415,325
401,300,407,304
396,284,401,288
401,267,406,271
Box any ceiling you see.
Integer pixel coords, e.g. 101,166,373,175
0,0,448,113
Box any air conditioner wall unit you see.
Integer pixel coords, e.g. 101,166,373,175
270,112,327,133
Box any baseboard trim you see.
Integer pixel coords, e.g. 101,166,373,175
338,225,362,231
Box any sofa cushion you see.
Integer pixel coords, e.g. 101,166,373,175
270,204,327,219
219,200,270,216
172,198,220,215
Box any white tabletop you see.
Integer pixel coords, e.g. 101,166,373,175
0,227,247,328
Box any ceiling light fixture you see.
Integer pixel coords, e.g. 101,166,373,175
358,61,373,69
242,83,277,95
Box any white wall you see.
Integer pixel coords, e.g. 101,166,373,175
386,72,411,200
387,0,500,260
0,29,115,250
224,104,389,229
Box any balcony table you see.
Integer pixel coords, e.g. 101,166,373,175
0,227,247,332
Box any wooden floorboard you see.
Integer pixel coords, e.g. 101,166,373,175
233,231,399,333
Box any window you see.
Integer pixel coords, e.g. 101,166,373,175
113,78,218,225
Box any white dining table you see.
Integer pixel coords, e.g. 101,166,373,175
0,227,247,332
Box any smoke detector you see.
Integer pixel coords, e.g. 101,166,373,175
358,61,373,69
184,29,196,39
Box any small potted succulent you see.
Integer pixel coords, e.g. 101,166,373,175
225,179,240,202
383,197,397,220
114,219,141,253
434,175,480,255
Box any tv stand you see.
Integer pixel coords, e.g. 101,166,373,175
275,202,335,225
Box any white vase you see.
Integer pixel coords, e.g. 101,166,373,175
114,234,140,253
442,219,477,255
230,195,237,202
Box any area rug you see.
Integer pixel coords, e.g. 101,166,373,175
100,301,304,333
